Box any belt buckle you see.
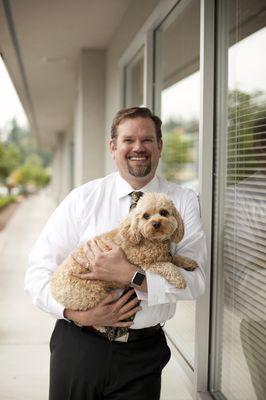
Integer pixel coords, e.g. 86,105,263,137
114,332,129,342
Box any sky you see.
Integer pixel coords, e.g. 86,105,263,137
0,56,28,134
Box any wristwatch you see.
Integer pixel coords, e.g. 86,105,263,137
130,270,146,288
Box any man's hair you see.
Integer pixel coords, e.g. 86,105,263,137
111,107,162,142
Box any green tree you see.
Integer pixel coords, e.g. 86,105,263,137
227,89,266,184
10,155,51,191
162,125,197,183
0,119,52,195
6,118,52,167
0,142,21,193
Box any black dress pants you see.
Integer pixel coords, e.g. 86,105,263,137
49,320,171,400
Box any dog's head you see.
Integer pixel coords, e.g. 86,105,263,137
119,192,184,245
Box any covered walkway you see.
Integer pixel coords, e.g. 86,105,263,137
0,193,192,400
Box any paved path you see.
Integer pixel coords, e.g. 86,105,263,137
0,193,56,400
0,192,192,400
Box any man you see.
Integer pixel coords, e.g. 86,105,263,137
25,107,207,400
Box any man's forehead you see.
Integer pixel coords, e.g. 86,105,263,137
117,117,156,136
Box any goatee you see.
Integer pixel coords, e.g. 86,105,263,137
127,163,151,177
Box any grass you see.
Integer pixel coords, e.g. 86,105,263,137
0,195,16,211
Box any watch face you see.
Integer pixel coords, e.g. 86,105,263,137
133,272,145,286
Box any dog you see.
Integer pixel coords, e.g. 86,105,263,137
51,192,198,311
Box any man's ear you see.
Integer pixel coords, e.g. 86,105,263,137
171,209,184,243
119,212,142,245
158,139,163,156
109,139,116,161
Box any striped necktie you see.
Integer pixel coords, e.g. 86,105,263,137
129,191,144,211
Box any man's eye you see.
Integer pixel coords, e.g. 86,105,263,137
159,209,169,217
124,139,133,143
143,213,150,220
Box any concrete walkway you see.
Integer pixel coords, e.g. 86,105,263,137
0,192,192,400
0,193,55,400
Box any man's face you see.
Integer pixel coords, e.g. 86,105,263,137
109,117,163,188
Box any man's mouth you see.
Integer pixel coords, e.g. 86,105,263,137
128,155,149,161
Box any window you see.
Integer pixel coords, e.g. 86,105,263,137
124,46,144,107
154,0,201,368
211,1,266,399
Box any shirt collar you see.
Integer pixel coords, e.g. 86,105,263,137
115,172,160,199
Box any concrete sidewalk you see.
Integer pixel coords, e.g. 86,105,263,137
0,193,55,400
0,192,192,400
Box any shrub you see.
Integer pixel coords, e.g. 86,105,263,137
0,195,16,211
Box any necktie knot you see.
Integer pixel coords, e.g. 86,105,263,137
129,191,143,211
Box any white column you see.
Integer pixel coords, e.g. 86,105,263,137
51,131,74,203
73,49,106,186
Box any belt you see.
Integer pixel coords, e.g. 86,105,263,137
83,324,162,343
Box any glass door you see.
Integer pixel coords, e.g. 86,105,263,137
211,1,266,398
154,0,201,368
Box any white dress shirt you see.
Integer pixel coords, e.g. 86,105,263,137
25,172,207,329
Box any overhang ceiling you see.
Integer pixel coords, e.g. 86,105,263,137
0,0,131,147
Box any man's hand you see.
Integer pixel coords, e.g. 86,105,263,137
64,289,141,327
72,238,138,285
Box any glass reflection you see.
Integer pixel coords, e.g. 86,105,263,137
155,0,200,367
221,22,266,400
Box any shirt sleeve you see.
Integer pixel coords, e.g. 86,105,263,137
24,189,82,319
138,190,207,306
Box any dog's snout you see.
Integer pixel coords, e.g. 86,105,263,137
152,221,161,229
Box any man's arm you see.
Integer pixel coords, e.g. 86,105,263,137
25,189,142,325
25,190,81,318
71,238,148,292
144,190,207,306
64,289,142,327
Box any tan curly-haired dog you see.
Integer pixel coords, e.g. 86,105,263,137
51,192,198,311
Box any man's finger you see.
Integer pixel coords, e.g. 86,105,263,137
90,239,102,256
112,321,134,328
101,291,119,305
83,243,94,260
119,306,142,321
101,237,118,250
113,289,135,309
71,254,90,269
119,297,140,314
84,245,94,262
71,272,95,280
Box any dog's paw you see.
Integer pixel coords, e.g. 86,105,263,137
184,259,198,271
171,274,187,289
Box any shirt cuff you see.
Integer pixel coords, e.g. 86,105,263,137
134,288,148,301
145,271,170,306
146,270,197,306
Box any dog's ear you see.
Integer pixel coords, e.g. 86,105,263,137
119,212,143,245
171,209,184,243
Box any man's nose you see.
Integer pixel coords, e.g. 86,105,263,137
133,141,145,151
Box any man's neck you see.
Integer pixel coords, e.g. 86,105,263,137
120,173,156,190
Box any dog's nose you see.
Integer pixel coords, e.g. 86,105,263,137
152,222,161,229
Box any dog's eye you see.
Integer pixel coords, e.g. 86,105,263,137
159,209,169,217
143,213,150,220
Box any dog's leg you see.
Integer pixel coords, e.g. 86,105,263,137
146,262,187,289
172,254,198,271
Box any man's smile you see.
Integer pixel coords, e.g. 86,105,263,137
127,154,149,162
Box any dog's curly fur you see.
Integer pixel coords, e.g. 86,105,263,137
51,192,198,311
